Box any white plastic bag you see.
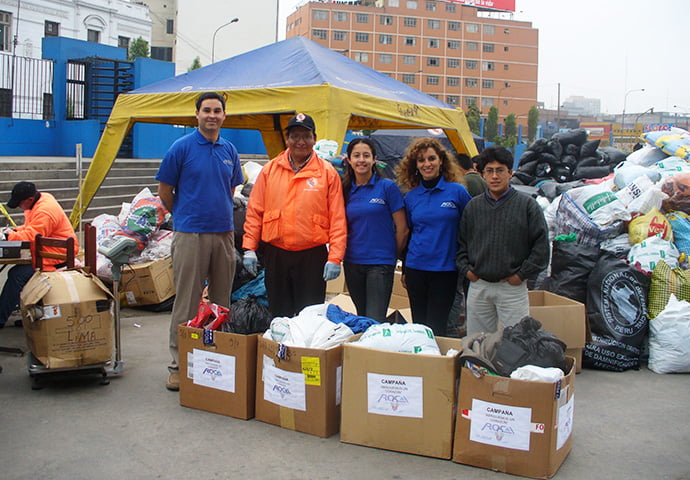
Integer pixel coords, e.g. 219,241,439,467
627,235,679,274
263,304,354,348
648,294,690,374
625,144,668,167
510,365,564,382
568,182,630,226
353,323,441,355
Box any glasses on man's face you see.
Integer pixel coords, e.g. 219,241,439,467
289,134,313,142
484,167,509,176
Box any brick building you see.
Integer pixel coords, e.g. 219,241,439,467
286,0,538,124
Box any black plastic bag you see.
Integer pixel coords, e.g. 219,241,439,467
599,146,627,167
546,240,601,303
564,143,580,156
517,159,538,175
580,139,601,158
539,152,559,166
518,149,537,167
573,165,611,180
512,171,534,185
529,138,549,154
233,196,247,248
547,139,563,159
560,154,578,168
583,253,649,371
233,246,258,292
535,162,552,177
220,295,273,334
553,128,588,147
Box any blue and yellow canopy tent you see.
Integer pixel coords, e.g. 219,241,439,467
71,36,478,226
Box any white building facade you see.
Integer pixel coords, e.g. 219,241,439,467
0,0,152,59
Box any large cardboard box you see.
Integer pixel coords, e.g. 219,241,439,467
178,325,258,420
255,336,343,438
20,270,114,369
452,358,576,479
121,256,175,306
528,291,587,373
340,337,463,459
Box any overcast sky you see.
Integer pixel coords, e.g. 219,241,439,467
280,0,689,116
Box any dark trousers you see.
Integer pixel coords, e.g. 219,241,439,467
0,264,34,326
405,267,458,337
343,262,395,322
263,243,327,318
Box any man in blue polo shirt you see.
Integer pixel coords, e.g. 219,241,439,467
156,91,244,391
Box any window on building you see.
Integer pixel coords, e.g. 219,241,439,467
0,11,10,52
333,31,347,41
118,36,130,49
484,24,495,35
402,55,416,65
166,19,174,34
447,95,459,105
503,99,508,106
389,0,400,6
356,13,369,23
503,64,510,70
313,29,327,40
465,96,477,106
447,58,459,68
465,59,478,69
466,23,479,33
427,38,439,48
403,17,417,27
379,34,393,45
354,52,369,62
406,1,418,9
465,78,478,88
402,73,416,84
446,3,456,12
428,19,440,29
482,97,494,107
355,32,369,43
403,37,416,46
465,41,478,51
45,21,59,37
380,15,393,25
482,79,494,89
483,43,495,53
334,12,348,22
447,40,459,50
447,77,459,86
427,75,439,85
427,57,440,67
313,10,328,21
429,93,439,99
87,29,100,43
151,46,173,61
448,21,460,31
379,53,392,63
504,28,510,34
482,61,495,71
504,46,509,52
426,1,436,11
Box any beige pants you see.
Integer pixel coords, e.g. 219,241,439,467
168,231,235,370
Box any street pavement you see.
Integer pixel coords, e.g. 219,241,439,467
0,306,689,480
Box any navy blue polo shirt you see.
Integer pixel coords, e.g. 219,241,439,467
344,175,405,265
404,176,471,271
156,129,244,233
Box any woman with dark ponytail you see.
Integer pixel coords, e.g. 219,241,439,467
341,138,408,322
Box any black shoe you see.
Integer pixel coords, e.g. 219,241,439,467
13,319,22,327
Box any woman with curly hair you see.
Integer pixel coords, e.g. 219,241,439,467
396,137,471,336
341,138,409,321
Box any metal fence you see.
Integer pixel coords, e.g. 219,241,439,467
0,52,54,120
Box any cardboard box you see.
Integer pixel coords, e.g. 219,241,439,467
340,337,463,459
121,256,175,306
528,291,587,373
255,336,343,438
326,273,347,295
20,270,114,369
392,270,407,297
178,325,258,420
452,358,576,479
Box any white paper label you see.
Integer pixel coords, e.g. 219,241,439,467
469,399,532,451
336,366,342,406
125,291,137,304
367,373,423,418
186,352,193,379
263,362,306,411
557,394,575,450
41,305,61,319
192,348,236,393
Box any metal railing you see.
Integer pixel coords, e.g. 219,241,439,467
0,51,54,119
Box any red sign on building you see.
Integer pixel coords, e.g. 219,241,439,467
444,0,516,12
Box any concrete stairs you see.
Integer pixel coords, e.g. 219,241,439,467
0,155,269,227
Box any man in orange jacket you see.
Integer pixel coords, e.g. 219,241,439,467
0,181,79,328
242,113,347,317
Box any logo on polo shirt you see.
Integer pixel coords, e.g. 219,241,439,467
307,177,318,188
369,198,386,205
222,158,234,166
440,201,457,209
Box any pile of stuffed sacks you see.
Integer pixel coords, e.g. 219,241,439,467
518,127,690,375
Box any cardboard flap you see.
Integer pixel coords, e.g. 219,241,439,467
20,271,51,307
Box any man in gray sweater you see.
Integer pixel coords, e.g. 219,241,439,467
456,146,549,335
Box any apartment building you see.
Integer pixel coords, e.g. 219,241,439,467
286,0,538,122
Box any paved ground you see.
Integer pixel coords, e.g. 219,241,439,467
0,305,688,480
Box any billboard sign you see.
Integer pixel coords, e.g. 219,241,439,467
444,0,516,12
